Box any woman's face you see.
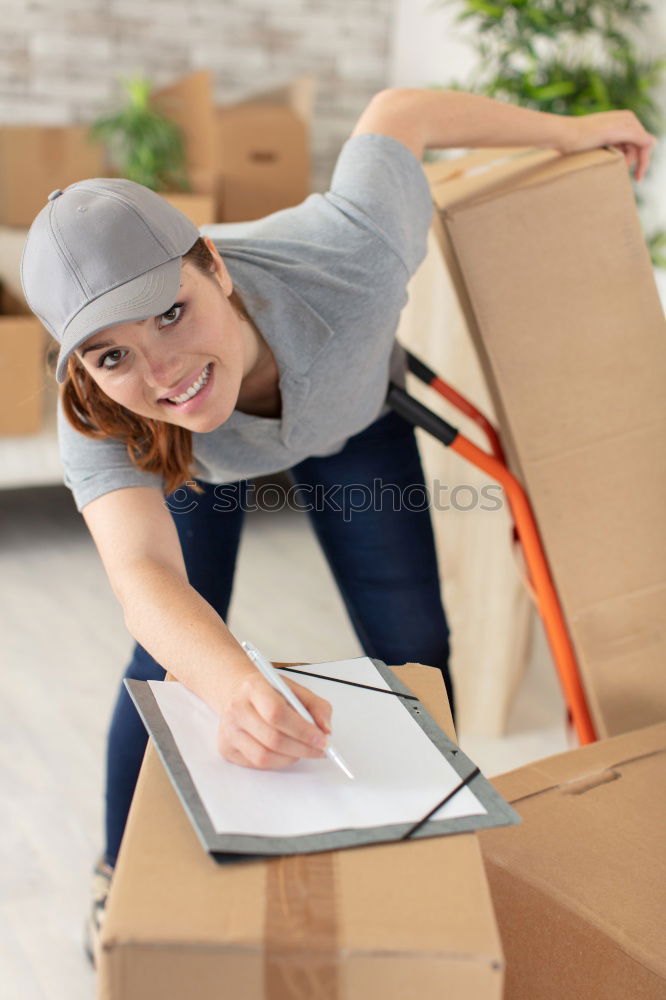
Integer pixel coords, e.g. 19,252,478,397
76,242,250,434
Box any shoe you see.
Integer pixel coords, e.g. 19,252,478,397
83,856,114,968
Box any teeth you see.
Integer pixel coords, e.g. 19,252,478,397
168,364,210,404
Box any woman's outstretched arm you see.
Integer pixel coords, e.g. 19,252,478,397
82,485,332,769
352,88,655,180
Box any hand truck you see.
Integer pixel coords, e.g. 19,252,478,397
388,349,597,745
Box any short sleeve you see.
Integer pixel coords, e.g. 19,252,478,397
325,132,434,277
57,399,163,511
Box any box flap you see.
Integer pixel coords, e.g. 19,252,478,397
427,147,556,209
493,722,666,802
153,71,216,194
427,146,620,214
425,147,528,184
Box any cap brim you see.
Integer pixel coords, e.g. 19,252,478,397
55,258,182,382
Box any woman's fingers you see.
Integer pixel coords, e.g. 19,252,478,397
635,140,653,182
222,730,297,771
619,141,651,182
217,671,334,770
564,110,656,180
281,676,333,734
618,142,637,168
613,117,654,179
249,678,330,752
236,696,328,763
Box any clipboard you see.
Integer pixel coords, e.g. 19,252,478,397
126,658,520,862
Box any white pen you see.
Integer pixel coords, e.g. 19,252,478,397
240,640,354,780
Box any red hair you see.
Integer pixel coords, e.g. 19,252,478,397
60,238,240,496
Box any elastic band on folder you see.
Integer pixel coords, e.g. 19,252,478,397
275,665,418,700
402,766,481,840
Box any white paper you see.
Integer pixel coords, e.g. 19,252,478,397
148,657,486,838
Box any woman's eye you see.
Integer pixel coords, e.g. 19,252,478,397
159,302,185,328
98,348,127,370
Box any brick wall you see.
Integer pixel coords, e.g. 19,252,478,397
0,0,395,193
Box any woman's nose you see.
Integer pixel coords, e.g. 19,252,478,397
142,350,183,390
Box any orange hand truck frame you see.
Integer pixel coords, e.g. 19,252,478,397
388,349,598,746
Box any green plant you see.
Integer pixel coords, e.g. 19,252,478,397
646,229,666,269
90,76,190,193
439,0,666,263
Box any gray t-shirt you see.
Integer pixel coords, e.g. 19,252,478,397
58,133,433,511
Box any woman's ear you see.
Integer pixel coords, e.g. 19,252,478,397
203,237,233,297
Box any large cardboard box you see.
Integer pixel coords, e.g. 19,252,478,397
98,664,505,999
0,125,104,227
155,71,312,222
0,286,45,434
427,148,666,738
479,723,666,1000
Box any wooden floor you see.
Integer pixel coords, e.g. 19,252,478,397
1,484,568,1000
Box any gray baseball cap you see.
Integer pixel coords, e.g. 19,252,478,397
21,177,200,383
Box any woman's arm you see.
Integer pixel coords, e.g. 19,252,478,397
352,88,655,180
82,486,332,769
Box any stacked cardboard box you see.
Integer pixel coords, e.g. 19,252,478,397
480,723,666,999
0,285,45,435
0,125,105,228
154,71,312,223
97,665,505,1000
426,147,666,738
0,73,311,229
0,120,212,231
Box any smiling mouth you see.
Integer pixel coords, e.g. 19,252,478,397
161,364,212,405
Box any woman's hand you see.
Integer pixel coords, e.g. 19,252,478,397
217,671,333,770
352,90,657,182
559,109,656,181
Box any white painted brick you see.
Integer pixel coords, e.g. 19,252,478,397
0,99,73,125
337,53,388,83
192,45,272,77
213,0,309,10
30,0,108,10
31,32,113,60
0,55,30,83
0,33,29,55
30,74,113,106
110,2,191,30
0,0,394,188
103,1,155,20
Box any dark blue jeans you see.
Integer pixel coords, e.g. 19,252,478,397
104,410,452,864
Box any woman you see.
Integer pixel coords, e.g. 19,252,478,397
21,87,653,959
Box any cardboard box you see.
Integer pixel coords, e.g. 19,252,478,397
155,71,312,222
0,125,104,227
98,664,504,999
426,148,666,738
152,70,217,198
479,723,666,999
215,99,310,222
0,285,45,435
162,193,216,229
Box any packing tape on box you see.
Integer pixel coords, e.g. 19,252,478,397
265,853,338,1000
